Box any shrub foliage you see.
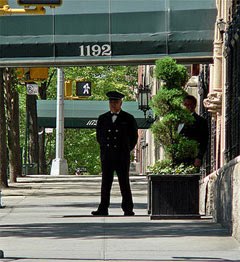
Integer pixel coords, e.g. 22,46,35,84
150,57,198,174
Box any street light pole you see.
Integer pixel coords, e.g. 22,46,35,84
138,84,151,118
50,68,68,175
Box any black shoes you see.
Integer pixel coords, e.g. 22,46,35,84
91,210,109,216
124,211,135,216
91,210,135,216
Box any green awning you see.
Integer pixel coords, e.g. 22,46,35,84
0,0,217,67
37,100,153,129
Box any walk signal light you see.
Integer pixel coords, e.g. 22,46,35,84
76,81,91,97
17,0,62,6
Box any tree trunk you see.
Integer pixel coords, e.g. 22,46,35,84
5,68,22,183
0,69,8,188
26,94,39,172
38,81,47,174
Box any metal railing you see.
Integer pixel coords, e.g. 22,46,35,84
198,65,215,175
224,5,240,162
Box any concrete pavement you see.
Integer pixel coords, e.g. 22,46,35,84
0,175,240,262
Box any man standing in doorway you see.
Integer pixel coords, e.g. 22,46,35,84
180,95,209,169
92,91,138,216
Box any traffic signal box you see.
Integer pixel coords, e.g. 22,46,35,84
16,68,49,81
64,80,72,97
30,68,48,80
17,0,62,6
16,68,25,80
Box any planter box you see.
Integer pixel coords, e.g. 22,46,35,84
148,174,201,219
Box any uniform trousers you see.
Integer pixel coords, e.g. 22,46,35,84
98,150,133,212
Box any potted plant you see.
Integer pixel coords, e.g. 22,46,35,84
148,57,201,219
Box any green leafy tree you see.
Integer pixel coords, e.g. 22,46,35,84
0,69,8,187
44,66,137,175
64,129,100,175
5,68,22,182
150,57,198,174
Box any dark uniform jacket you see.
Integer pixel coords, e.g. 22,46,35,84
96,110,138,164
180,112,209,161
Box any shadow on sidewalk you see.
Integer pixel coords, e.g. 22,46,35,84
0,220,229,240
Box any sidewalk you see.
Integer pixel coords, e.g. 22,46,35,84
0,175,240,262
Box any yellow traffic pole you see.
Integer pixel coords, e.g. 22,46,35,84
0,0,8,7
0,0,46,15
0,5,46,15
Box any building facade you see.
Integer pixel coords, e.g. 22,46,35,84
139,0,240,177
137,0,240,241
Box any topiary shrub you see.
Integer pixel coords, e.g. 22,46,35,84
149,57,198,174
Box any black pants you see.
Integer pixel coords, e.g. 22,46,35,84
98,152,133,212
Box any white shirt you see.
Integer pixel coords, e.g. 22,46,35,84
178,123,184,133
111,111,120,123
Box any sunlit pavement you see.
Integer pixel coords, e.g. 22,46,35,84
0,175,240,262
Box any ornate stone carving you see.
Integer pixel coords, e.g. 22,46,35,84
203,92,222,118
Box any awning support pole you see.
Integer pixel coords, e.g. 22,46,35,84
50,68,68,175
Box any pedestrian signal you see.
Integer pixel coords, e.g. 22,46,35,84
76,81,91,97
17,0,62,6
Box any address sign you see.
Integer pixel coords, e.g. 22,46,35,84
79,44,111,57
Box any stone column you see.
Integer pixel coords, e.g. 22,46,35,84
203,0,225,169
